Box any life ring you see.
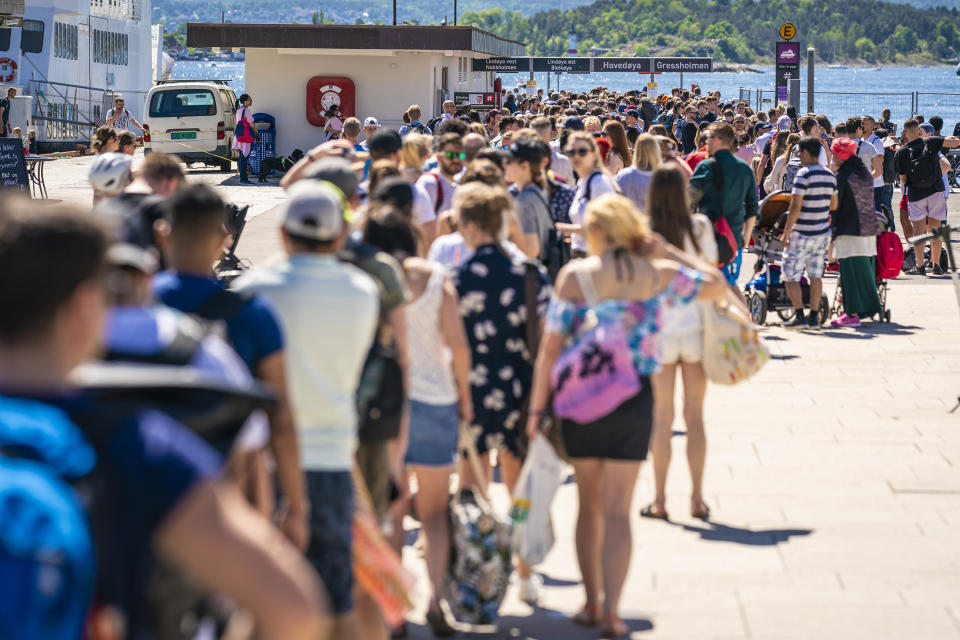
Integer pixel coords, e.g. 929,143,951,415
0,58,16,83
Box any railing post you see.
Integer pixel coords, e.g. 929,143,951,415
806,47,815,114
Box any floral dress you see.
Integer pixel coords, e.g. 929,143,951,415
453,244,551,457
545,265,704,460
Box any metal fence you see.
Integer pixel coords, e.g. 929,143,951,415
26,79,148,143
739,88,960,132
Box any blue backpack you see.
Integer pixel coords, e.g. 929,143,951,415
0,396,97,640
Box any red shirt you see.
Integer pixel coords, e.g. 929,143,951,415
685,148,709,172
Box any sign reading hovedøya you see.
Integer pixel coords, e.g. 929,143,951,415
532,57,591,73
593,57,652,73
653,57,713,73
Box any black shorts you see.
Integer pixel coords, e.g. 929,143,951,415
304,470,354,614
560,379,653,461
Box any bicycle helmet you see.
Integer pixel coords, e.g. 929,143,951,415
88,152,133,195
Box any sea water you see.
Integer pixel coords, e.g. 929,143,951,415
173,60,960,129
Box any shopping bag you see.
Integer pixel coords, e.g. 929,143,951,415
351,468,415,628
702,291,770,385
509,435,566,566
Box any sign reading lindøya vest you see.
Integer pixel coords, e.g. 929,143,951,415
775,42,800,103
473,58,531,73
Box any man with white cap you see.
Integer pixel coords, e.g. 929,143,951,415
233,181,379,640
360,117,379,152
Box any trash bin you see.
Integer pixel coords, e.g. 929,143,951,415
249,113,276,175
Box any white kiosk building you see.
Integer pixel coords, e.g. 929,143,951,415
187,24,524,154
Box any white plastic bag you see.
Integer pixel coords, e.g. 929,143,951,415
509,435,566,565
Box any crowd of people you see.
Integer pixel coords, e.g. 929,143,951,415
1,82,954,640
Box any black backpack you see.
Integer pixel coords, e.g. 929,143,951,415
907,141,941,190
426,116,444,132
882,146,898,184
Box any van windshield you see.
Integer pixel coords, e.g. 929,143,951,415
149,89,217,118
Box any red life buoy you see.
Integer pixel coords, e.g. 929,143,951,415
0,58,17,83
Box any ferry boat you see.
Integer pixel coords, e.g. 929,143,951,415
0,0,153,151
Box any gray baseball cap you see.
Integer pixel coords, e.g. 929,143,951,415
280,181,347,241
302,156,360,197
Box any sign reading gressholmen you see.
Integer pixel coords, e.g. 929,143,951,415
653,57,713,73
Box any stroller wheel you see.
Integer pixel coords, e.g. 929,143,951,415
776,308,795,322
819,295,830,326
749,291,768,325
884,309,892,323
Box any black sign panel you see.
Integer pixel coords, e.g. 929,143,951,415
472,58,531,73
653,57,713,73
532,57,591,73
592,57,651,73
0,139,28,195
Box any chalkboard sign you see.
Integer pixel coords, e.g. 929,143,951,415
0,138,28,195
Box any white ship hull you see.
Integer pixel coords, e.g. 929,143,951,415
1,0,152,148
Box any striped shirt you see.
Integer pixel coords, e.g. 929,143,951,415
791,164,836,236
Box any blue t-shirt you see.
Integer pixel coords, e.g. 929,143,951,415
153,272,284,373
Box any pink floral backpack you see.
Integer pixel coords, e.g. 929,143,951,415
550,266,641,424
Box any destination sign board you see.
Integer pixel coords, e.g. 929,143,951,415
532,57,591,73
472,58,530,72
592,57,652,73
652,57,713,73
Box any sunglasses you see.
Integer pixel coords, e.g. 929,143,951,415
567,147,592,157
443,151,467,160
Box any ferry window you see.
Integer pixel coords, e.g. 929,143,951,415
21,19,44,54
72,26,78,59
123,34,128,65
0,29,9,53
150,89,217,118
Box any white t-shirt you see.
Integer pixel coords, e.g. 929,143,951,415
233,255,379,471
412,182,437,226
427,232,528,270
864,133,884,188
416,171,457,216
569,171,617,252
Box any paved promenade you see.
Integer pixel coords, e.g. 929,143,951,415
42,154,960,639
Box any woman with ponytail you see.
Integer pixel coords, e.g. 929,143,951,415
92,125,118,154
524,193,726,638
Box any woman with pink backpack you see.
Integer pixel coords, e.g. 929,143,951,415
524,193,726,638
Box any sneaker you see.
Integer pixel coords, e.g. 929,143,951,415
518,574,543,605
783,311,807,329
906,264,926,276
830,313,861,328
807,310,822,330
933,264,945,276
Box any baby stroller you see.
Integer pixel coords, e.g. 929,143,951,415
743,191,829,326
214,203,251,283
828,206,899,323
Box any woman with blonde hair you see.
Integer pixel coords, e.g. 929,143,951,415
615,133,662,211
563,132,618,257
655,135,693,179
642,165,718,522
583,116,602,133
92,125,118,154
602,120,631,173
525,193,726,637
400,133,431,183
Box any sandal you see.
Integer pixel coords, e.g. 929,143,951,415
599,614,629,638
425,601,456,637
572,604,601,626
640,503,669,520
691,500,711,520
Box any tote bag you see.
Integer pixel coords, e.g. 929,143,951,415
702,291,770,385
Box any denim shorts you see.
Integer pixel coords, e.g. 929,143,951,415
304,470,354,614
405,399,459,466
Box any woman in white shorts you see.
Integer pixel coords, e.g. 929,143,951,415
641,166,718,521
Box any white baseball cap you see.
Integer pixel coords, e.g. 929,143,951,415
363,117,380,128
280,181,347,241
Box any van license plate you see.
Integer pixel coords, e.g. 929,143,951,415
170,132,197,139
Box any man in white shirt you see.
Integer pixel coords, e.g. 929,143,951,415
433,100,456,133
861,115,892,219
105,95,143,133
233,181,379,640
531,116,574,184
416,132,462,220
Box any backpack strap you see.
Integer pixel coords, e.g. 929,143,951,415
584,170,601,201
428,171,445,212
102,315,205,367
523,262,542,356
192,287,250,323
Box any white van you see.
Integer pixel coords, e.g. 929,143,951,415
143,80,238,171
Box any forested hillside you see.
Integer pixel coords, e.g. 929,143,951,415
460,0,960,64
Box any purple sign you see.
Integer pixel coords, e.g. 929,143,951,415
776,42,800,64
777,86,789,101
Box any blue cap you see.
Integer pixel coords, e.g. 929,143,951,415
563,116,584,131
920,123,935,134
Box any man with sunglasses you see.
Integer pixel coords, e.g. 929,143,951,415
416,132,463,218
106,96,144,134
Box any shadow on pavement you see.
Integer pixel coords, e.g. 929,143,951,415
856,323,920,336
769,353,800,360
676,520,813,546
405,607,654,639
